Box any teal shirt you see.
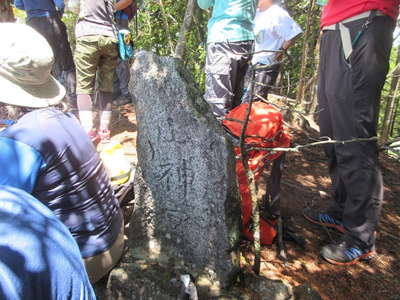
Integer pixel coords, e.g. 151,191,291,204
197,0,257,43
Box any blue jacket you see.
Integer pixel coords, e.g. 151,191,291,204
0,186,96,300
0,108,122,259
14,0,65,18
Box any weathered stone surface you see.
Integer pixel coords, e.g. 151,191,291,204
293,284,323,300
243,273,293,300
106,262,180,300
106,264,296,300
108,51,242,298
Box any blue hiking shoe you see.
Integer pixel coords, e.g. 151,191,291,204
303,208,344,233
321,240,375,265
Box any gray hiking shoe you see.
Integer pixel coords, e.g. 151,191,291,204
321,240,375,265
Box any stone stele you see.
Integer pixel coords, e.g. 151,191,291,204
108,51,242,299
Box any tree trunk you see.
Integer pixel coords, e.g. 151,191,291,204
174,0,196,60
380,47,400,143
307,31,322,115
389,94,399,137
192,7,206,45
295,0,317,105
0,0,15,23
158,0,175,54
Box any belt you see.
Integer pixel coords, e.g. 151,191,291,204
322,10,386,60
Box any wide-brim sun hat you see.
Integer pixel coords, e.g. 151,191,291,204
0,23,65,108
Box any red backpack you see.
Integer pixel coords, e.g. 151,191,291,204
223,101,291,245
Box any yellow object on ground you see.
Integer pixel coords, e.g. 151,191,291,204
99,141,131,186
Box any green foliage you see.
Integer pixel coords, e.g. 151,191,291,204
131,0,208,90
62,12,78,50
284,1,321,99
379,46,400,140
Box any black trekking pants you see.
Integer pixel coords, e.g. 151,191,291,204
317,15,394,249
204,41,253,119
253,63,280,100
242,63,281,103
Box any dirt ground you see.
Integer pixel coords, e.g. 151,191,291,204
109,103,400,300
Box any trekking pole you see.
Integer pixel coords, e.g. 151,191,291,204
276,216,287,262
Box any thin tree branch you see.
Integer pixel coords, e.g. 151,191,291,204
174,0,196,59
239,63,262,275
158,0,175,54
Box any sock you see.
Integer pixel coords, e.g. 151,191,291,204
79,110,93,133
99,110,112,131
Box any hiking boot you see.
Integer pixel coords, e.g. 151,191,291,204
321,240,375,265
303,208,344,233
98,129,111,143
88,130,100,146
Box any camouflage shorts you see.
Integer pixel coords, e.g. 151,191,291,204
75,35,118,94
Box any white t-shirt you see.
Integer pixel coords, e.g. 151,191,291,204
252,4,302,65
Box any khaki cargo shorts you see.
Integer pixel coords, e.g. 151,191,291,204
75,35,118,94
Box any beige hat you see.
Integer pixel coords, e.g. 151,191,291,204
0,23,66,108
